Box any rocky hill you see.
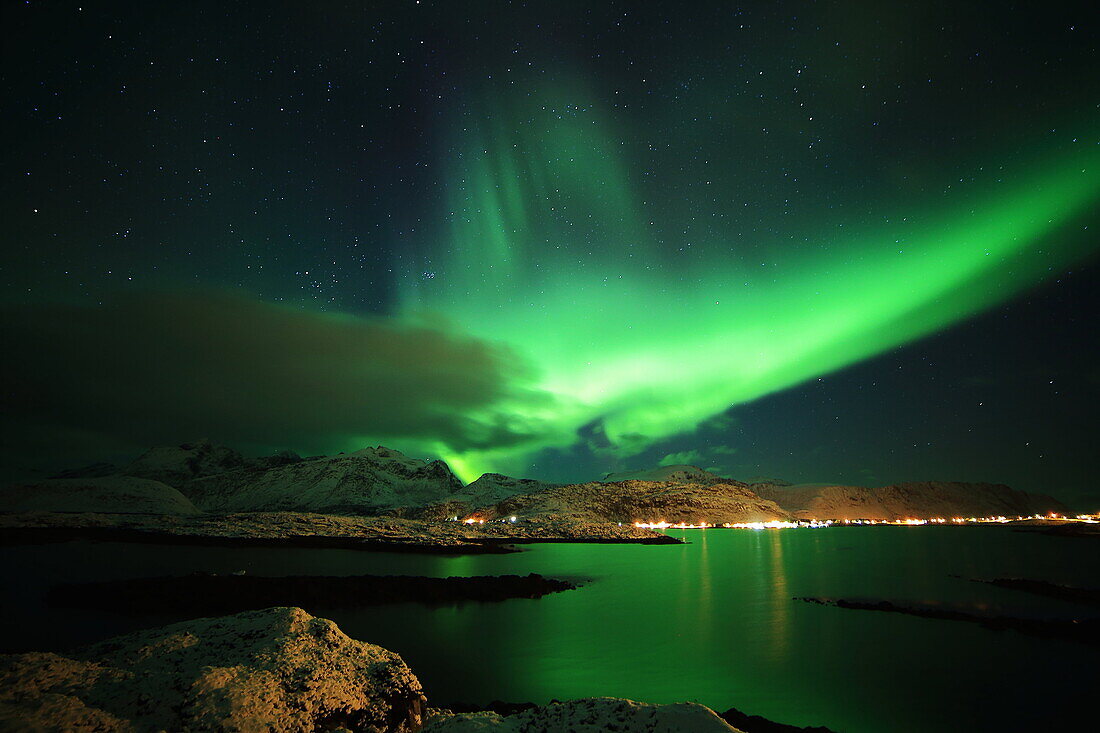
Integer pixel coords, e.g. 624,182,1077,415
753,481,1067,520
181,446,465,514
478,479,789,525
602,464,725,483
0,477,199,515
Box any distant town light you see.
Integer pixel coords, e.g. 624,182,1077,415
629,514,1082,530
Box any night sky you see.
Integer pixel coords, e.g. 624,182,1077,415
3,2,1097,507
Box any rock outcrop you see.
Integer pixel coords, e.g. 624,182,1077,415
480,480,789,525
181,446,464,514
0,477,199,515
754,481,1067,521
0,607,425,732
423,697,741,732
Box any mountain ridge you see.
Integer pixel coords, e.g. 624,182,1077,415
22,445,1070,521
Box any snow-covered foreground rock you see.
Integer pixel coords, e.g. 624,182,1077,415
0,476,199,515
0,607,426,732
422,698,742,732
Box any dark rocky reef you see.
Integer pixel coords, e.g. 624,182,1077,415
797,596,1100,645
719,707,836,733
440,700,834,733
423,697,742,731
968,577,1100,607
46,572,576,616
1014,521,1100,539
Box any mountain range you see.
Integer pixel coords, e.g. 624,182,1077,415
0,441,1068,522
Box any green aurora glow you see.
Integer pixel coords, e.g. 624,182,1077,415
397,85,1099,482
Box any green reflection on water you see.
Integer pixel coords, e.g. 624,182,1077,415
1,527,1097,732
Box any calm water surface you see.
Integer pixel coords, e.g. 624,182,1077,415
1,526,1097,732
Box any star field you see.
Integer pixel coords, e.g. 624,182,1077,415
2,1,1097,506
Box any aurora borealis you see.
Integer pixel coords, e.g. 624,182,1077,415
3,1,1098,503
402,78,1098,479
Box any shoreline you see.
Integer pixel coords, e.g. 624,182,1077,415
437,699,836,733
3,511,1089,553
0,511,684,553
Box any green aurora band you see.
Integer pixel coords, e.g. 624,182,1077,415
398,87,1099,482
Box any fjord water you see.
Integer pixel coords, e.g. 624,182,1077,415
2,527,1097,732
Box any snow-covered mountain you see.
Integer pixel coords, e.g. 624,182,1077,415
181,446,464,514
447,472,561,508
20,444,1070,522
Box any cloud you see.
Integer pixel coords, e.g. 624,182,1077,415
0,290,553,472
658,450,703,467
